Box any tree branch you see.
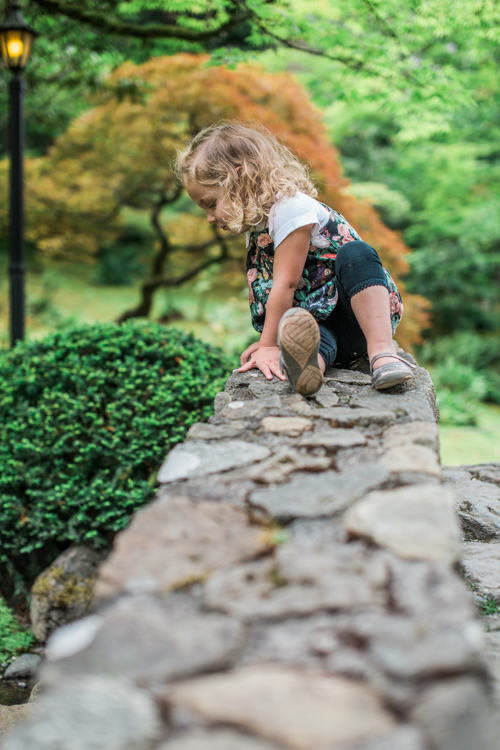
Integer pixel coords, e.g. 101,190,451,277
164,230,231,287
150,186,183,277
31,0,253,40
361,0,398,40
254,20,384,76
116,226,237,323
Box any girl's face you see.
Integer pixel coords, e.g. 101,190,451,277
184,177,245,234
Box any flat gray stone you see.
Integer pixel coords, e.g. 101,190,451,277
246,449,330,484
157,440,270,483
42,597,244,686
463,463,500,472
349,373,436,423
383,421,439,452
325,370,372,385
458,464,500,487
350,613,483,678
298,429,367,451
96,498,270,599
314,407,395,427
204,543,388,620
186,422,247,440
156,478,255,508
0,706,31,743
1,675,161,750
4,654,42,680
444,471,479,486
334,726,426,750
460,542,500,600
249,464,389,520
166,666,396,749
248,382,294,398
258,416,313,436
344,485,462,563
221,396,282,420
214,391,231,413
289,518,347,547
45,616,104,662
283,394,317,416
446,478,500,541
483,631,500,706
385,556,477,626
311,386,340,407
442,468,472,482
410,677,496,750
158,730,281,750
242,614,343,668
225,370,289,398
380,445,441,478
475,469,500,486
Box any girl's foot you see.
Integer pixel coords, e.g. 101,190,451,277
370,352,416,390
278,309,324,396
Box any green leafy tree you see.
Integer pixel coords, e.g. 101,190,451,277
2,1,499,155
0,0,260,155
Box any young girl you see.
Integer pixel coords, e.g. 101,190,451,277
176,122,415,396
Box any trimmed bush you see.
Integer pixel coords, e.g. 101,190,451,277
0,321,232,590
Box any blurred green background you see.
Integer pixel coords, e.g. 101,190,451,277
2,0,500,466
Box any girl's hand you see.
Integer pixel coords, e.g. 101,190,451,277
240,342,260,366
238,345,286,381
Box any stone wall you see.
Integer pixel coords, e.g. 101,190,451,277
443,463,500,709
2,357,498,750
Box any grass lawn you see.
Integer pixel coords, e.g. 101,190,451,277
439,404,500,467
0,261,254,361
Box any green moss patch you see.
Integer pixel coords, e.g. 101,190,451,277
0,598,34,662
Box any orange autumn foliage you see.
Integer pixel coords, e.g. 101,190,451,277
0,54,429,347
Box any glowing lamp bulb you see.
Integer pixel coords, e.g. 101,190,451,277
7,39,23,57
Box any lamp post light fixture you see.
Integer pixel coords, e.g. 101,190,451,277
0,1,39,346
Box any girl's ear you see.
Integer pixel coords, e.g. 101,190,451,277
235,165,243,176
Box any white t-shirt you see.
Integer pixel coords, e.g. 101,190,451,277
270,191,330,249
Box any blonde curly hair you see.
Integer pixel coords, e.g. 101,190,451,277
175,122,317,234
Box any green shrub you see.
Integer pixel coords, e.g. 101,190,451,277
435,389,479,426
420,332,500,372
432,359,488,402
432,359,488,426
0,597,34,662
0,321,232,590
419,332,500,422
484,369,500,405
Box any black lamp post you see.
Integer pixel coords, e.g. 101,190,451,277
0,1,38,347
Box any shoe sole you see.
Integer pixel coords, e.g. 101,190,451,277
278,309,323,396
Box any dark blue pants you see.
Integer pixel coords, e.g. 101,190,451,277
318,241,389,368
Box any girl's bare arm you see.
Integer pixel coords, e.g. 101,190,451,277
239,224,314,380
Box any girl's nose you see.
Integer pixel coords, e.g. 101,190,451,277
207,213,216,224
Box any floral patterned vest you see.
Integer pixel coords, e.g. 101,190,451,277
246,202,403,334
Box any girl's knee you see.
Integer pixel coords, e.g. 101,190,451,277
335,240,387,296
335,240,381,269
